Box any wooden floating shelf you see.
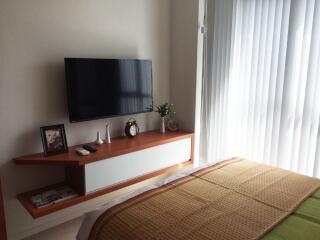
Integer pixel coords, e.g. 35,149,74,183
14,131,194,166
14,131,195,218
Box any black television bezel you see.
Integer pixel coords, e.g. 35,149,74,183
64,58,154,123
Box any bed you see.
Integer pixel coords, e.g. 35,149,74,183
77,158,320,240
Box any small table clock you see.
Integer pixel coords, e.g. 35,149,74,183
125,118,139,137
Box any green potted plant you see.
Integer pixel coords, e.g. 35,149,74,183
147,103,174,133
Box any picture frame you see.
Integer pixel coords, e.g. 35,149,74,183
40,124,68,156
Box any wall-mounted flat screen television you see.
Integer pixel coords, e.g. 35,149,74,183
65,58,153,122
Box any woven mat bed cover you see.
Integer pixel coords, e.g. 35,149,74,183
89,158,320,240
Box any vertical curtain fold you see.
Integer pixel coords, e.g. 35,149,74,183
200,0,320,177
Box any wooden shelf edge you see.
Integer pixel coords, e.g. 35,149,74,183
18,160,193,218
14,131,194,166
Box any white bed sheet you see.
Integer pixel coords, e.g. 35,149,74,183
76,164,212,240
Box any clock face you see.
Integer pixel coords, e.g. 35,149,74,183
129,126,137,136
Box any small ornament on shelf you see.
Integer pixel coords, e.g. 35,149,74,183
105,123,111,144
166,119,179,132
125,118,139,137
95,131,103,145
166,106,179,132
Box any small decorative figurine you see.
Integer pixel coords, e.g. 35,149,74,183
95,131,104,145
105,123,111,144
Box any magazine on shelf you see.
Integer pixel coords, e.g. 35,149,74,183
31,186,78,208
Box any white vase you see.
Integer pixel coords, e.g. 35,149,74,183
160,117,166,134
105,123,111,144
95,131,104,145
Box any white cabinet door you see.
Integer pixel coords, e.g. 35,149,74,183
85,138,191,193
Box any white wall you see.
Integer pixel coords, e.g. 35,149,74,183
170,0,199,131
0,0,171,239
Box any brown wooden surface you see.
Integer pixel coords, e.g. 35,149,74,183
0,178,7,240
65,166,85,195
18,160,193,218
14,131,194,166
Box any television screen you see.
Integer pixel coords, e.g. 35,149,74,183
65,58,153,122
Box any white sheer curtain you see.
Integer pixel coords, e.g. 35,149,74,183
200,0,320,177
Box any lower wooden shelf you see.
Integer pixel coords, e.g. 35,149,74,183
18,160,192,218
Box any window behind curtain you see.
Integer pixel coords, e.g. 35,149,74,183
200,0,320,177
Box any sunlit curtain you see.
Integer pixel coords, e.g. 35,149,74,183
200,0,320,177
